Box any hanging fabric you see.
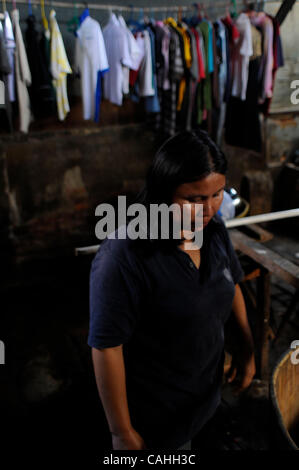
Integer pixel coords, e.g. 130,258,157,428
103,13,133,106
231,12,253,101
28,0,33,16
25,13,55,118
75,9,108,121
12,8,32,133
40,0,49,33
3,10,15,103
49,9,72,121
0,18,13,131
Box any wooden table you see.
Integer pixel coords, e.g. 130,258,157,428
229,228,299,379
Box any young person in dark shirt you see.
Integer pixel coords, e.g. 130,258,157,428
88,130,256,450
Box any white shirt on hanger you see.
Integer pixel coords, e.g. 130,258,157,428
138,29,155,97
103,13,132,106
231,12,253,101
75,15,109,120
118,15,143,94
12,8,32,133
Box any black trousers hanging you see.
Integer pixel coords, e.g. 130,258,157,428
224,57,262,153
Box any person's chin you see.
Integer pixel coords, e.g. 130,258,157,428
202,217,211,227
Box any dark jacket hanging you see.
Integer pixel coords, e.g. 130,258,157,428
25,14,55,119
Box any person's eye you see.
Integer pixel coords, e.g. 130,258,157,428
190,197,204,203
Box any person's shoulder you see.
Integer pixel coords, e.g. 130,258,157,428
209,213,226,235
207,213,230,247
93,225,149,271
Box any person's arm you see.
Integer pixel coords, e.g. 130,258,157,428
91,345,147,450
226,284,256,392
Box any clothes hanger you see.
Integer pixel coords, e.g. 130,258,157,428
67,2,79,34
177,6,183,25
83,1,89,15
127,5,139,28
230,0,237,18
201,3,209,20
27,0,33,16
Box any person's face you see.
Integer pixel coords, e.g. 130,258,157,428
172,172,226,233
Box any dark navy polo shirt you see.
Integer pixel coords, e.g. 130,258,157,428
88,214,244,449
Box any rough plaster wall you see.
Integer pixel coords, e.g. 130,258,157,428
265,3,299,112
0,125,155,260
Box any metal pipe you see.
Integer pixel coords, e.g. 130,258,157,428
75,209,299,255
4,0,289,12
225,208,299,228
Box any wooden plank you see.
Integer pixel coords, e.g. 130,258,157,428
230,229,299,289
257,269,271,380
239,224,274,243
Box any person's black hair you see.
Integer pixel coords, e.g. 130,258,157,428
136,129,227,208
130,130,228,255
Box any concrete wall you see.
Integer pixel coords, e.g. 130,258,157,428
265,2,299,113
0,125,155,264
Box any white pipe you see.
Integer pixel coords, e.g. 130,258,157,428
75,208,299,255
225,208,299,228
75,244,99,256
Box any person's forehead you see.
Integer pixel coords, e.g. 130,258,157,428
175,173,226,196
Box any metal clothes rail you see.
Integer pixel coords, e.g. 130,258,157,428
2,0,288,12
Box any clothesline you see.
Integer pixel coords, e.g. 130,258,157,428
3,0,286,13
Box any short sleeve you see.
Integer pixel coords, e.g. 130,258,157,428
88,246,141,349
95,23,109,72
118,29,132,69
222,225,244,285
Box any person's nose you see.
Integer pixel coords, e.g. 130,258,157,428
203,199,214,217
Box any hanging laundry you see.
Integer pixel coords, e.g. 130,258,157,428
25,14,55,119
163,25,184,136
213,20,228,145
75,11,108,122
257,14,284,116
40,0,53,93
12,8,32,133
118,15,143,95
197,19,213,124
231,12,253,101
250,12,274,103
144,26,160,114
50,9,72,121
103,13,133,106
225,16,262,152
136,29,155,98
129,32,145,88
3,11,15,103
0,19,13,131
155,21,171,91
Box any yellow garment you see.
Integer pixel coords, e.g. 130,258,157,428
250,25,262,61
165,18,191,111
50,9,72,120
40,0,49,32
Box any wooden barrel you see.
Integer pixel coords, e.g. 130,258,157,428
270,349,299,450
